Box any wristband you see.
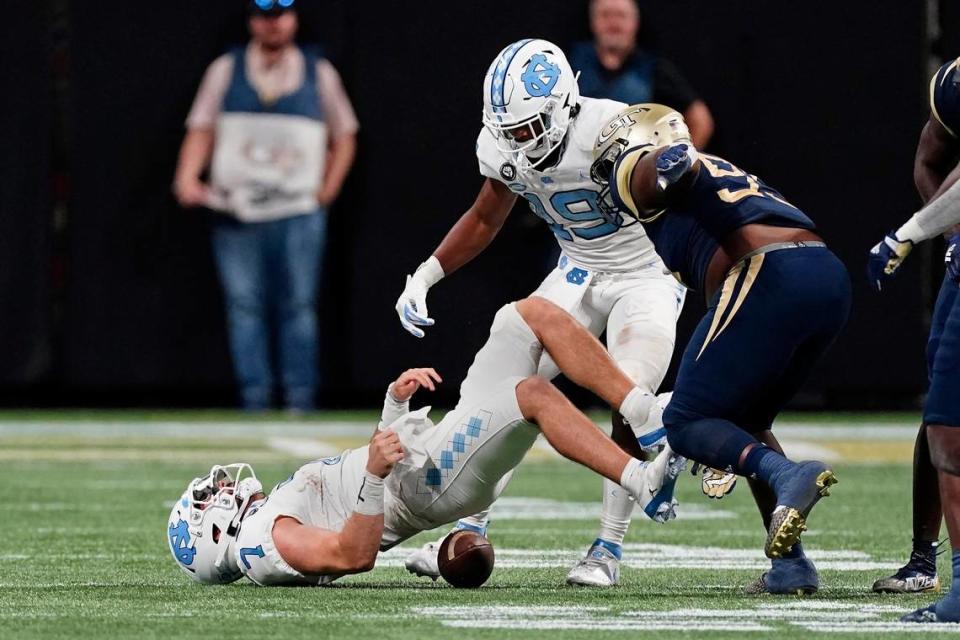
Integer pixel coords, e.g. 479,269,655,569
895,217,927,245
414,256,445,288
354,472,385,516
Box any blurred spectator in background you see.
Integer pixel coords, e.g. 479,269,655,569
173,0,358,411
570,0,714,149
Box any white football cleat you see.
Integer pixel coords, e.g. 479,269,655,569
566,541,621,587
404,537,443,580
622,445,685,523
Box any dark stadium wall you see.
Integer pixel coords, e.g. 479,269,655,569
0,1,932,407
0,2,54,387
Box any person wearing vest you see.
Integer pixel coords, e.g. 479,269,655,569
569,0,714,150
174,0,358,411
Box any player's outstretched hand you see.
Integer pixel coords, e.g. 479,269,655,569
867,231,913,292
946,233,960,284
396,275,435,338
389,368,442,402
655,143,698,192
691,463,737,499
367,429,405,478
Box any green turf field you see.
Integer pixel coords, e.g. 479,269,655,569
3,411,960,639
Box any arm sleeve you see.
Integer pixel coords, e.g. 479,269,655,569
931,57,960,138
652,58,700,113
378,387,410,430
897,175,960,243
185,55,233,130
316,59,359,140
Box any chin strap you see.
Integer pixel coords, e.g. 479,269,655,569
214,476,264,570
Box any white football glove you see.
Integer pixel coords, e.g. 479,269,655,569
395,257,444,338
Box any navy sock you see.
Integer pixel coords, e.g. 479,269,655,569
780,540,805,561
951,551,960,599
741,445,795,493
666,418,760,471
935,551,960,620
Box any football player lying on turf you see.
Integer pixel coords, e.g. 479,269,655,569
167,297,685,586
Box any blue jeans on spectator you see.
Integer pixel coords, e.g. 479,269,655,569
211,209,326,411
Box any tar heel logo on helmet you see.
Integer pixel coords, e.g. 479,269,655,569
521,54,560,97
168,518,196,566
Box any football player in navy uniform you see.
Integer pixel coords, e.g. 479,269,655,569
591,104,852,594
868,57,960,623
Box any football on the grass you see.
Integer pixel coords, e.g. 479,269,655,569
437,530,495,588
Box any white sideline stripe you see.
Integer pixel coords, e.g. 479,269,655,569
800,622,960,633
443,620,773,631
266,437,339,459
380,543,897,572
483,497,736,521
774,440,841,462
0,419,919,441
775,424,917,441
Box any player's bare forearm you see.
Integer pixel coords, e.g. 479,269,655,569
272,513,384,575
914,119,956,203
628,147,697,214
432,178,516,275
334,512,384,573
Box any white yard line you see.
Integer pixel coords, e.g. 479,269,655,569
414,602,948,634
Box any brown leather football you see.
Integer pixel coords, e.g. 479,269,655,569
437,530,495,588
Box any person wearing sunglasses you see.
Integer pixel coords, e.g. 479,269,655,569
174,0,358,411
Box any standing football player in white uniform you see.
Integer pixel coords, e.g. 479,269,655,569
394,39,725,587
166,298,685,587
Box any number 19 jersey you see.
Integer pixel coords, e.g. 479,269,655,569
477,97,661,273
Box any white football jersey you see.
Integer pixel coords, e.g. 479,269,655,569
477,97,661,273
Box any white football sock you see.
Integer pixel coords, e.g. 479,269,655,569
456,511,489,534
619,457,648,500
619,387,655,431
596,477,634,547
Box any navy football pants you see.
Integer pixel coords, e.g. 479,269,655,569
664,246,851,466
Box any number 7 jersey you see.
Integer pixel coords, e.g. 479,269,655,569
477,97,662,273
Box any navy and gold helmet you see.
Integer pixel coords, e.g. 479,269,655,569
590,103,691,187
590,104,690,219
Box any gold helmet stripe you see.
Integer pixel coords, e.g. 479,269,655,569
930,58,960,138
614,147,645,218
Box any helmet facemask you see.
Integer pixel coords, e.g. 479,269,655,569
590,103,691,222
482,39,580,175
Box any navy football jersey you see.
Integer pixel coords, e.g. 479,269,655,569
610,152,816,291
931,57,960,137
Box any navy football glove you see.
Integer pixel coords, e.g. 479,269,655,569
655,143,697,192
867,232,913,292
947,233,960,284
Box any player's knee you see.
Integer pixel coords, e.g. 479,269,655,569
515,375,557,418
612,328,674,389
515,297,563,333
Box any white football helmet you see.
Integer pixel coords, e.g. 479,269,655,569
167,463,263,584
482,38,580,174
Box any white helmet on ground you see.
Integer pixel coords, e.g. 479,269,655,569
482,38,580,174
167,463,262,584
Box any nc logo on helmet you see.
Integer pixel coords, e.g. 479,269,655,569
521,54,560,97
